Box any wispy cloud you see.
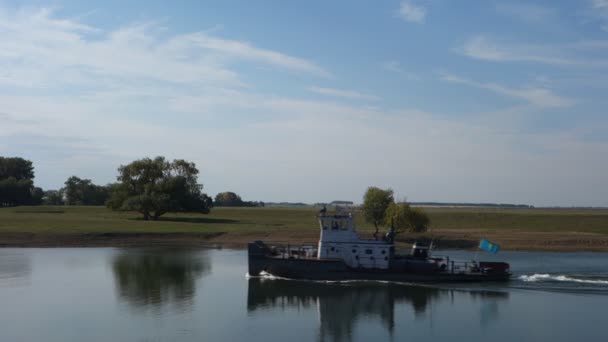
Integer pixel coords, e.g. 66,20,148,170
381,61,420,80
0,7,329,92
495,2,557,24
398,1,426,23
185,33,331,77
458,35,608,67
308,86,379,100
591,0,608,30
439,72,573,108
592,0,608,9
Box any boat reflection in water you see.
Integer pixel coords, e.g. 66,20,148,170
247,278,508,341
112,248,210,310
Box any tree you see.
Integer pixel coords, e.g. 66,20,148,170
63,176,110,205
43,190,64,205
214,192,243,207
0,157,40,207
30,186,44,205
384,203,430,233
0,157,34,180
362,187,394,235
107,156,212,220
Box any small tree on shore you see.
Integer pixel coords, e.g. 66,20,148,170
384,202,430,233
362,187,394,236
214,192,243,207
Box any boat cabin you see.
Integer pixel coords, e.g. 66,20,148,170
317,212,393,269
411,242,430,259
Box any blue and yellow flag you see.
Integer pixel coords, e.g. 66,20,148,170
479,239,500,254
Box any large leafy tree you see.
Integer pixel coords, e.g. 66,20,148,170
107,156,212,220
0,157,42,206
362,186,394,236
384,202,430,233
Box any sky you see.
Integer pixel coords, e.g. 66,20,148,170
1,0,608,206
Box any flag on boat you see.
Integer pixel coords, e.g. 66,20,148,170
479,239,500,254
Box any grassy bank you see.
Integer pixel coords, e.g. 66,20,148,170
1,206,608,250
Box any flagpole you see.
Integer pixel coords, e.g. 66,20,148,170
473,238,481,263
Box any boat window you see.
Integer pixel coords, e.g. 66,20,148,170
365,249,373,254
330,247,335,252
381,250,386,254
384,257,388,261
339,220,348,230
352,249,356,253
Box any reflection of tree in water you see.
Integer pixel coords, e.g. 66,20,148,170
0,250,32,287
112,248,210,310
247,279,442,342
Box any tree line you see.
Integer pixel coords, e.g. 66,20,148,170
214,191,264,207
2,157,429,229
1,156,263,220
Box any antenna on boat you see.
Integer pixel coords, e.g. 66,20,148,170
319,204,327,216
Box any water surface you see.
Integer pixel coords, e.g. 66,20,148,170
1,248,607,341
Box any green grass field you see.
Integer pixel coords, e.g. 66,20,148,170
1,205,608,235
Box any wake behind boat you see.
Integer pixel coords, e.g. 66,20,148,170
248,211,510,282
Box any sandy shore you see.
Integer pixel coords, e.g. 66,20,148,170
2,230,608,252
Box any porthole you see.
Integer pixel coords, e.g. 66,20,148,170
381,250,386,255
355,255,359,260
384,257,388,261
352,249,356,253
330,247,335,252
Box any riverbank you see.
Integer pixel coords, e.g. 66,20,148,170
1,206,608,251
2,230,608,251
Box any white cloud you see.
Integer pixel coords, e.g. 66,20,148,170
439,72,573,108
398,1,426,23
307,86,379,100
458,35,608,67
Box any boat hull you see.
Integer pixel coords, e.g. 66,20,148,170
248,242,510,283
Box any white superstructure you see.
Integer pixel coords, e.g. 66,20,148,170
317,212,393,269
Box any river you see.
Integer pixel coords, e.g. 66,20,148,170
1,248,607,341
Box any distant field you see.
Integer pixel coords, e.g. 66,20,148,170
1,205,608,234
423,207,608,234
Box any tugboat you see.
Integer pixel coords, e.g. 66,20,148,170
248,211,510,282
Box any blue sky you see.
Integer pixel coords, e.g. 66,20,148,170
1,0,608,206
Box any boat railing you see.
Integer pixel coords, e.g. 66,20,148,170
266,243,318,259
426,255,483,274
